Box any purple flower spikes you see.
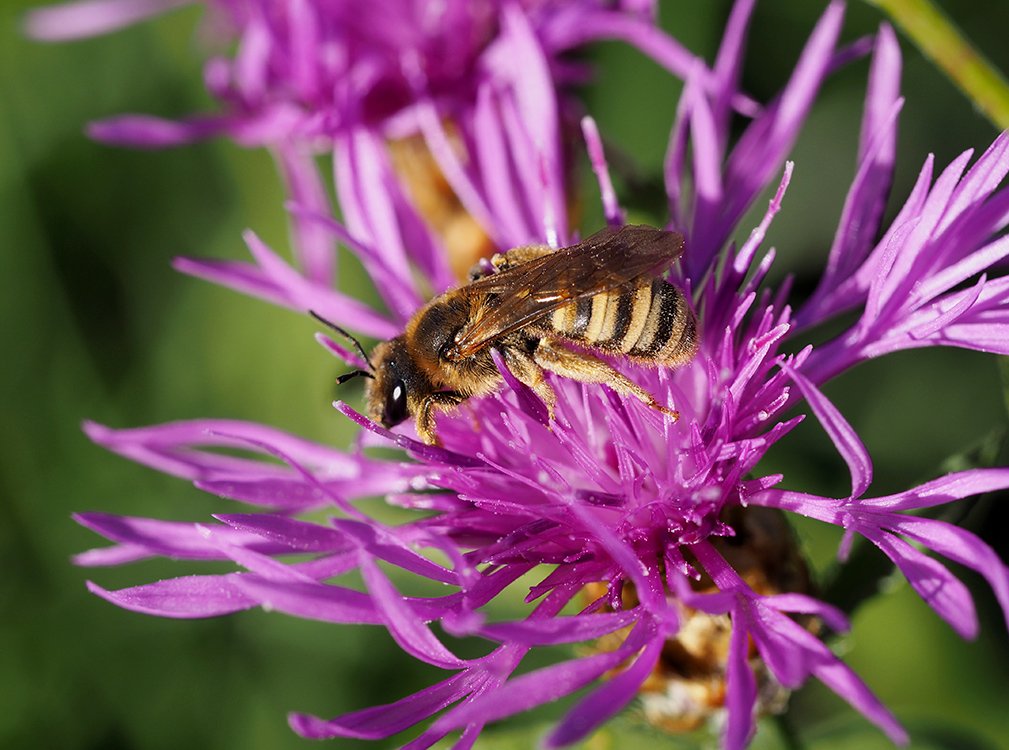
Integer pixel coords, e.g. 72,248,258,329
33,0,1009,748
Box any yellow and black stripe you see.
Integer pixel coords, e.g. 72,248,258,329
549,279,696,365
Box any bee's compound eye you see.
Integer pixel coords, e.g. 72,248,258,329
384,379,409,427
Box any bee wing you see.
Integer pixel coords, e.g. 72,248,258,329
449,225,684,359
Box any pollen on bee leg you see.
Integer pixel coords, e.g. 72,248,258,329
414,402,442,447
416,391,469,446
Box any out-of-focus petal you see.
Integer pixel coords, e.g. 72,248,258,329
25,0,191,41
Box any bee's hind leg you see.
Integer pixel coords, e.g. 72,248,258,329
532,340,678,420
468,244,554,280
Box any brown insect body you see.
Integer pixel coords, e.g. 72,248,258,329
362,225,698,445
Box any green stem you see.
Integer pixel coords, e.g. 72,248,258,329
867,0,1009,130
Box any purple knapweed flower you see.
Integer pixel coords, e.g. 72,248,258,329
26,0,710,147
26,0,737,282
47,1,1009,748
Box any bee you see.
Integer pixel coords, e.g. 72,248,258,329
331,224,698,445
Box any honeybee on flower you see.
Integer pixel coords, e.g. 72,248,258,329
25,0,1009,748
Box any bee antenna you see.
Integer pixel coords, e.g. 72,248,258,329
309,310,374,371
336,370,376,385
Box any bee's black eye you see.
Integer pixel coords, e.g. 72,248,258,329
383,379,409,427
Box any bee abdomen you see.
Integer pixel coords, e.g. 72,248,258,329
629,280,696,363
549,280,696,364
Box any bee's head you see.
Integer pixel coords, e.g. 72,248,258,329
365,337,434,429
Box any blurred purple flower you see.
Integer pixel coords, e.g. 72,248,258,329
26,0,672,141
37,0,1009,748
29,0,736,292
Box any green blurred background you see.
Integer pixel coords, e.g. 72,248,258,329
2,1,1008,748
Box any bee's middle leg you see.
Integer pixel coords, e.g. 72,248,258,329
532,340,678,420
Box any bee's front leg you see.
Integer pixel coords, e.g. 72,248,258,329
415,391,467,445
501,346,557,420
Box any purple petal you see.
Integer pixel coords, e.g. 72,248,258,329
496,4,566,242
939,130,1009,237
810,654,909,745
286,0,320,101
798,25,901,328
787,366,873,498
545,627,664,748
708,0,757,148
433,623,652,730
196,524,318,583
542,9,697,76
290,671,483,740
763,593,850,633
74,544,153,566
581,116,623,226
689,90,726,242
333,130,426,320
86,114,236,147
472,83,535,246
314,331,370,370
859,24,902,166
862,469,1009,510
414,100,504,248
86,576,258,618
873,149,974,312
477,608,641,646
328,518,458,584
285,202,423,312
335,401,486,468
724,604,757,750
691,0,844,277
25,0,191,41
890,516,1009,633
82,418,405,499
273,143,335,284
233,13,271,102
870,529,978,639
173,255,397,338
88,104,306,147
359,557,470,668
230,576,382,625
212,513,352,553
73,512,292,562
914,235,1009,307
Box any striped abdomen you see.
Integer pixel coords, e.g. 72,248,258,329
547,279,697,364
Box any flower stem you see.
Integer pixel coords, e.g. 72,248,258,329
866,0,1009,129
